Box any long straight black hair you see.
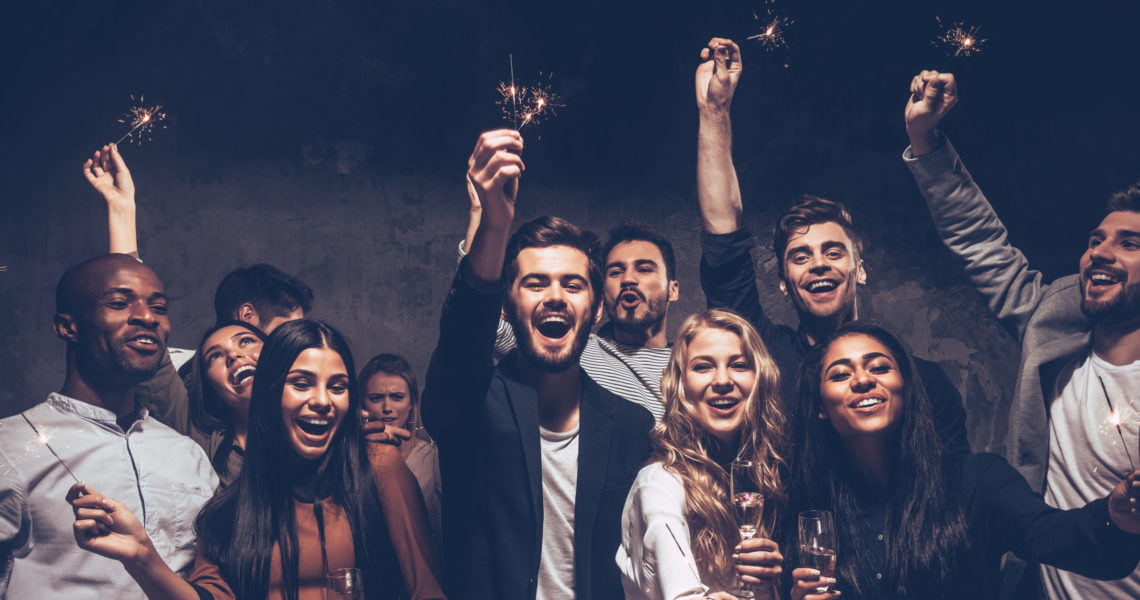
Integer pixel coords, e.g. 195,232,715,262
787,322,969,598
194,319,399,600
188,320,267,478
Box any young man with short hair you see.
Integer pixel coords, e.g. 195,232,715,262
694,38,969,454
904,68,1140,599
0,254,217,598
424,130,654,600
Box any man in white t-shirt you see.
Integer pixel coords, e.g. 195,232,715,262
904,69,1140,598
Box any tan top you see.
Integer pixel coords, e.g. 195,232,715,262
187,443,444,600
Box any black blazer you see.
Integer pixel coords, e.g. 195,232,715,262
423,265,654,600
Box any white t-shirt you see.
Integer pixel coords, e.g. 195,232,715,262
1041,351,1140,599
537,425,579,600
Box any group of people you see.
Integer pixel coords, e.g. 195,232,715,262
2,37,1140,600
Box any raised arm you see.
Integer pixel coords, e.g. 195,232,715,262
83,144,138,257
67,483,201,600
902,71,1050,338
421,130,524,437
696,37,743,235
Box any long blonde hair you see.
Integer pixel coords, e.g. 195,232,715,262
653,309,787,584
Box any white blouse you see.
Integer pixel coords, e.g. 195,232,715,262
616,463,775,600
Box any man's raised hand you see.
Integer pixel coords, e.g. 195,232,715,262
466,129,524,232
696,38,742,114
905,70,958,156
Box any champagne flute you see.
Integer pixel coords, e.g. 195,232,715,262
730,458,764,599
798,510,837,593
326,567,365,600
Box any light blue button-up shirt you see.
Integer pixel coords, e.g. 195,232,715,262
0,393,218,599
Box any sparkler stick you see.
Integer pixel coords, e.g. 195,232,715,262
510,54,518,130
1099,376,1138,471
20,413,79,484
664,523,703,583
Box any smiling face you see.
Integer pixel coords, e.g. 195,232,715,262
505,245,597,373
603,240,678,339
280,346,351,461
200,325,264,413
779,221,866,325
818,333,905,440
66,259,171,386
362,373,412,430
682,326,756,446
1079,210,1140,324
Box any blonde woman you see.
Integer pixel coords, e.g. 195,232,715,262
617,309,787,600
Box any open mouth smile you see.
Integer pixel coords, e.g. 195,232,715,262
848,394,886,412
534,313,573,340
706,396,742,414
295,416,334,443
125,333,160,353
1086,269,1124,288
804,279,839,295
229,364,256,386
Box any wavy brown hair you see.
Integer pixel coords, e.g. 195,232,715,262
653,309,787,584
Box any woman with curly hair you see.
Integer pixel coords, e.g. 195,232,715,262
617,309,787,600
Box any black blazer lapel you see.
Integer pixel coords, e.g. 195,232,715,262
504,374,544,575
573,377,614,597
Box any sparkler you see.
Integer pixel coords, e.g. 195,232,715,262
933,17,986,70
747,9,792,51
496,57,564,131
1099,376,1138,472
20,413,79,484
114,94,167,146
664,523,703,582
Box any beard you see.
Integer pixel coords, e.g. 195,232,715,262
610,288,668,335
1080,277,1140,324
505,298,593,373
75,334,163,387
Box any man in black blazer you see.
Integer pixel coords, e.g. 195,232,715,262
422,129,655,600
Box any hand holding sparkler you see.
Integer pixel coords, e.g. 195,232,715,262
67,482,151,562
696,38,742,114
1107,470,1140,534
464,130,524,284
905,70,958,157
83,144,138,256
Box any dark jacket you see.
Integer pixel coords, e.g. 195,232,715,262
422,264,654,600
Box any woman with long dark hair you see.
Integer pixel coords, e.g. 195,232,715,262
68,320,443,600
786,322,1140,599
617,310,788,600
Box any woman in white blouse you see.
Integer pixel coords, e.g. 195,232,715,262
617,309,788,600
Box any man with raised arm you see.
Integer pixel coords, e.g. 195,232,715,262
462,206,680,421
694,38,969,454
904,69,1140,599
0,254,217,598
422,130,654,600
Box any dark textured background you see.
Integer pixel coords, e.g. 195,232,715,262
3,1,1139,454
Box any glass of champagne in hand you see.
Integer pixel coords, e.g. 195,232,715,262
326,568,365,600
731,459,764,598
798,510,838,593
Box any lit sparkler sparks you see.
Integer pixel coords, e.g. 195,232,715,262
747,9,792,51
496,59,564,131
933,17,987,63
114,94,167,146
21,413,80,484
1106,409,1138,471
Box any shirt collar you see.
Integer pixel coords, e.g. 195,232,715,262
46,392,150,426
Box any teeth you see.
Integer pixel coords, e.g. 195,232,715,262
808,280,838,292
1090,273,1119,284
853,397,884,408
541,315,569,325
298,417,329,426
132,336,156,345
231,365,256,385
709,398,739,407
